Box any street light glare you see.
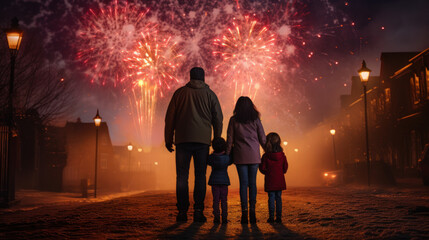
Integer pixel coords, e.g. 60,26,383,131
6,33,23,50
6,18,23,51
330,129,336,135
358,60,371,85
93,109,102,127
127,143,133,151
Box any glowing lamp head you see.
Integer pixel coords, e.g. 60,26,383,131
6,18,23,54
138,80,144,86
294,148,299,152
324,173,328,177
93,109,102,127
358,60,371,86
283,141,288,146
138,148,142,152
330,129,336,136
127,143,133,151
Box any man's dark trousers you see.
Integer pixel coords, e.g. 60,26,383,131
176,143,209,212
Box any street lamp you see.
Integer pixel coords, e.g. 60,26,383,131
93,109,102,198
330,128,337,169
4,17,23,203
358,60,371,186
127,143,133,175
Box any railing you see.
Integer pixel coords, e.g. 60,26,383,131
0,125,9,201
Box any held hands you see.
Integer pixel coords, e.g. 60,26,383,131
165,143,174,152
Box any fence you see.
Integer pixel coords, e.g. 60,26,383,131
0,125,9,202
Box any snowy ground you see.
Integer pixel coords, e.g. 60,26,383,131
1,180,428,239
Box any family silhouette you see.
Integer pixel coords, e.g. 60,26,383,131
165,67,288,224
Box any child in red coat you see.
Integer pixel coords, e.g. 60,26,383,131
259,132,288,223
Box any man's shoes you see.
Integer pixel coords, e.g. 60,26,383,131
267,217,275,223
241,211,248,224
275,217,282,223
249,211,256,224
176,211,187,222
193,210,207,223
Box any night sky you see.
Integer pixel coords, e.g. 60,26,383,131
1,0,428,146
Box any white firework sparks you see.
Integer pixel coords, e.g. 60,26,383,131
76,0,155,86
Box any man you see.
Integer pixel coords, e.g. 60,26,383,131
165,67,223,222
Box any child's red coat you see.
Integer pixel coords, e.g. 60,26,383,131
259,152,288,192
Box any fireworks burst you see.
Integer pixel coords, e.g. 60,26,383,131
19,0,358,144
213,15,281,102
124,31,183,145
76,0,154,86
144,0,237,71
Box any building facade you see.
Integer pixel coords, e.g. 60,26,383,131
62,119,120,193
337,49,429,181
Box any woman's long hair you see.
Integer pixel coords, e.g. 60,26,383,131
233,96,260,124
265,132,283,153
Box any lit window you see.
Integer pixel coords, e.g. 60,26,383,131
426,68,429,99
384,88,391,103
411,75,420,104
378,95,385,112
415,74,420,97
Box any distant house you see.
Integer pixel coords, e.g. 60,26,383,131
39,125,67,192
112,145,159,191
15,109,43,190
382,49,429,175
62,119,120,193
337,49,429,180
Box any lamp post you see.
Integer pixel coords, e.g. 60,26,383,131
358,60,371,186
127,143,133,176
4,18,23,203
330,128,337,169
93,109,102,198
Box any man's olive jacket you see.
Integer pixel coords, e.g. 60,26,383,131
165,79,223,146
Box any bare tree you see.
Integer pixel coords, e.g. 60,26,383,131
0,31,76,125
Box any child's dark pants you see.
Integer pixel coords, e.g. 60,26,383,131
212,185,228,219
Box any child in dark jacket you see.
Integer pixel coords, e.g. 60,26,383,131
208,137,233,224
259,132,288,223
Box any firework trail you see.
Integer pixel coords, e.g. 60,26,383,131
76,0,154,86
124,31,183,145
213,15,281,102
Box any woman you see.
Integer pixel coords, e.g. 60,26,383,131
226,96,266,224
